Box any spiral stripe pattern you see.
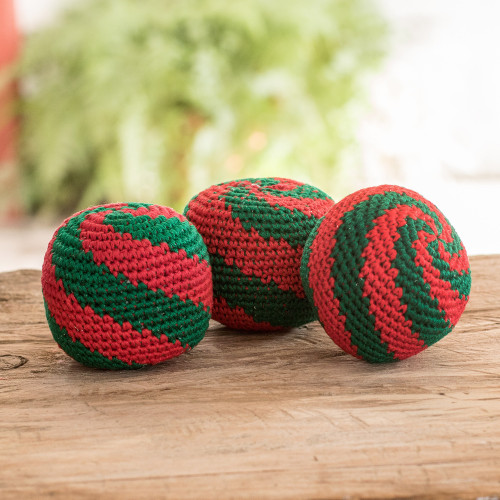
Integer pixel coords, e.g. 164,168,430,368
184,178,334,330
301,185,471,362
42,203,212,369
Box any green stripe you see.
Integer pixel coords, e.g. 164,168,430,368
218,177,331,201
103,210,210,264
392,221,450,348
52,208,209,348
430,218,471,301
300,215,324,310
45,301,144,369
330,193,399,362
223,190,329,247
212,254,316,327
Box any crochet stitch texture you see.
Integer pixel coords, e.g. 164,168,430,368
301,185,471,362
41,202,212,369
184,177,334,330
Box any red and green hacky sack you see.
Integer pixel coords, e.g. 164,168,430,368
42,202,212,369
301,185,471,363
185,177,334,330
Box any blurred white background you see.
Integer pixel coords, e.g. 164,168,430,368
1,0,499,271
357,0,500,256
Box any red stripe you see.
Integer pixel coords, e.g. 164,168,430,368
246,179,333,217
42,235,187,365
214,297,282,331
187,186,305,298
360,205,430,360
307,234,355,356
79,211,212,310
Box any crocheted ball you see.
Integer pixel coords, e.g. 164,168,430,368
301,185,471,363
41,203,212,369
184,177,334,330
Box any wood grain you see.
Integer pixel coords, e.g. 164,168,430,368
0,256,499,499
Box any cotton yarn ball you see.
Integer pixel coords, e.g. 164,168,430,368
301,185,471,362
184,177,334,330
42,203,212,369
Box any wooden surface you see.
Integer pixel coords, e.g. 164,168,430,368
1,255,499,499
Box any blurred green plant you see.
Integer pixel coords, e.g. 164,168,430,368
19,0,387,215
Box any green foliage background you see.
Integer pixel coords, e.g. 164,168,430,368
19,0,387,215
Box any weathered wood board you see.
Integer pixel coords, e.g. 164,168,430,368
1,255,499,499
